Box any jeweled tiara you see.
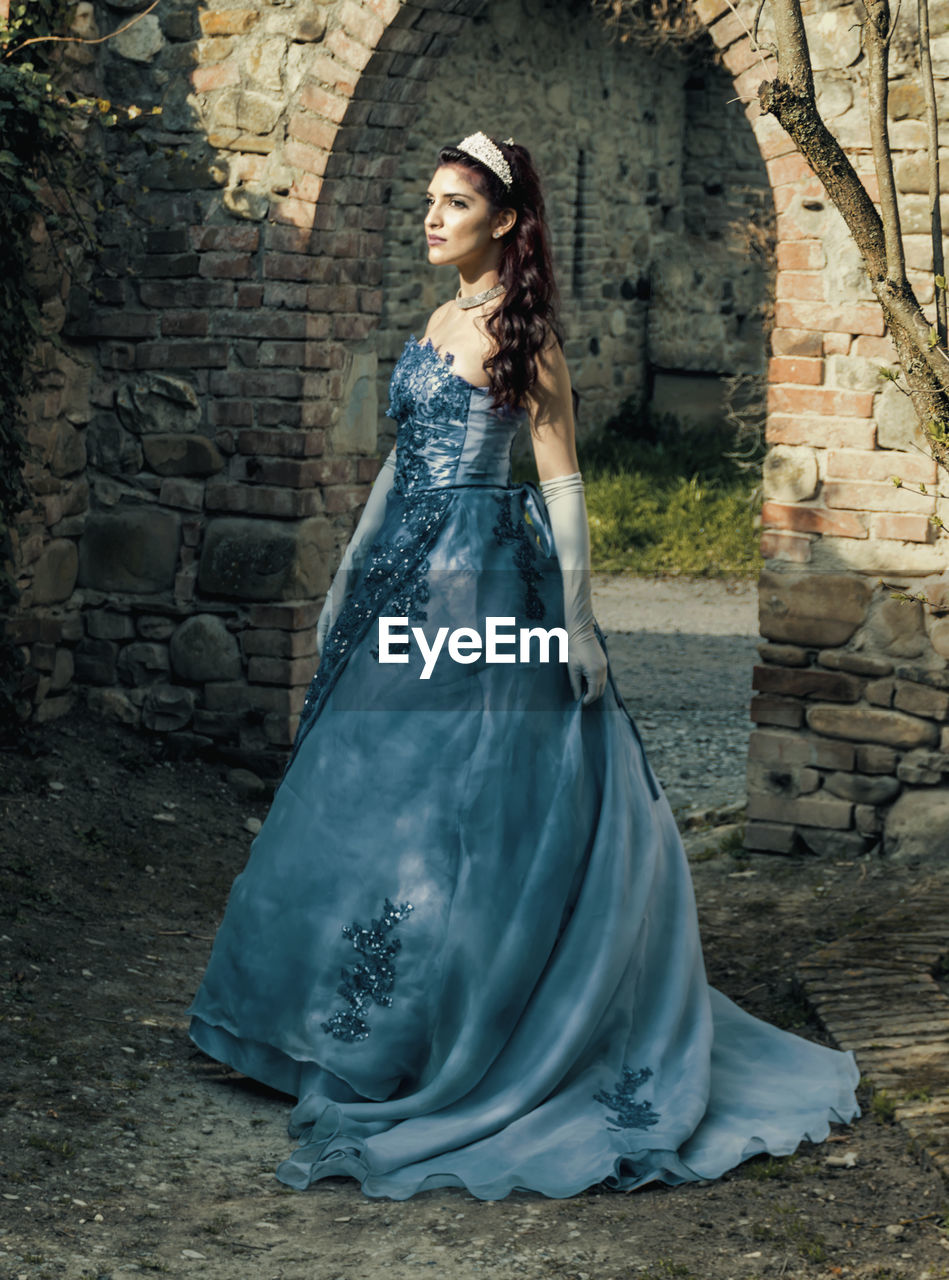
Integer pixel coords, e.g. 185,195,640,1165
456,132,514,190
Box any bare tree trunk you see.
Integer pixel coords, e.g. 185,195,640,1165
759,0,949,467
918,0,947,344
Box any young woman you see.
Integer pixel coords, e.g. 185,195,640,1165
188,132,860,1201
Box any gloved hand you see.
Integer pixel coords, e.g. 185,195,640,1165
317,446,397,657
539,470,608,706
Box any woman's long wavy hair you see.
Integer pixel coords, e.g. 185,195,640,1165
436,139,568,416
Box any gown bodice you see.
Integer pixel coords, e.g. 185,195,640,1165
386,337,527,495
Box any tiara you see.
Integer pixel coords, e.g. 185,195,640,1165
456,132,513,190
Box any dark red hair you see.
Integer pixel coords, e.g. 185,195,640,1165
436,138,567,416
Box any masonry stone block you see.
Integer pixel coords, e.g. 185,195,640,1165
759,571,873,647
49,421,87,477
86,413,144,475
823,772,901,804
117,642,170,685
116,373,200,435
197,516,334,601
806,703,941,748
142,432,225,476
170,613,241,682
31,539,78,605
78,508,180,593
896,748,949,784
142,683,196,732
863,596,929,658
762,446,819,503
884,788,949,858
875,380,932,453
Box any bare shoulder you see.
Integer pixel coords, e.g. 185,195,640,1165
420,299,454,339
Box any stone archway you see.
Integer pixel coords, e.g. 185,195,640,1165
10,0,949,857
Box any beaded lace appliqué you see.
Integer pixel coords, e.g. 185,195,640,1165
492,494,546,622
322,898,415,1042
594,1065,661,1131
387,337,473,432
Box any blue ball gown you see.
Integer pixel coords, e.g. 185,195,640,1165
187,335,860,1201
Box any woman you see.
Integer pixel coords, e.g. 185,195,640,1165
188,132,860,1200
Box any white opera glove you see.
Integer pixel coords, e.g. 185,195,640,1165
539,470,608,706
317,446,397,657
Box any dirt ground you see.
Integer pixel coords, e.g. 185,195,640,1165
2,589,949,1279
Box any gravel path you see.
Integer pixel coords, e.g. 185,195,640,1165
592,573,759,818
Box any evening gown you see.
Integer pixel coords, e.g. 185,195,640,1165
187,335,860,1201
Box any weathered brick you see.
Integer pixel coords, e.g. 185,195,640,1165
744,821,798,853
324,483,371,514
761,501,868,539
871,513,936,543
765,415,876,449
760,531,812,562
752,665,862,701
288,112,338,152
770,328,823,358
776,241,826,271
199,252,253,279
324,27,374,72
823,333,851,355
208,371,303,398
210,401,254,427
136,342,229,370
750,694,804,728
248,602,321,630
161,311,209,338
826,449,937,484
84,311,159,339
298,82,350,123
241,627,318,659
139,281,234,309
191,226,260,252
823,480,933,513
775,271,825,301
774,300,886,336
211,310,308,339
768,355,823,385
768,385,875,418
852,334,897,360
241,457,325,487
236,429,324,458
747,792,854,829
205,483,322,518
270,194,320,228
247,655,319,685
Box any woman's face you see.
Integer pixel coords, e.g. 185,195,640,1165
423,164,513,271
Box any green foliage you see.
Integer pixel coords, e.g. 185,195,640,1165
870,1087,897,1123
576,398,765,576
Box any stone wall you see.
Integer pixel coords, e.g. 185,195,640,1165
740,0,949,857
376,0,773,454
5,0,949,855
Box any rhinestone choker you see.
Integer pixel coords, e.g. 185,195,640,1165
455,282,504,310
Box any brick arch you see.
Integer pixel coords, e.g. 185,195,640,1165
15,0,944,856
